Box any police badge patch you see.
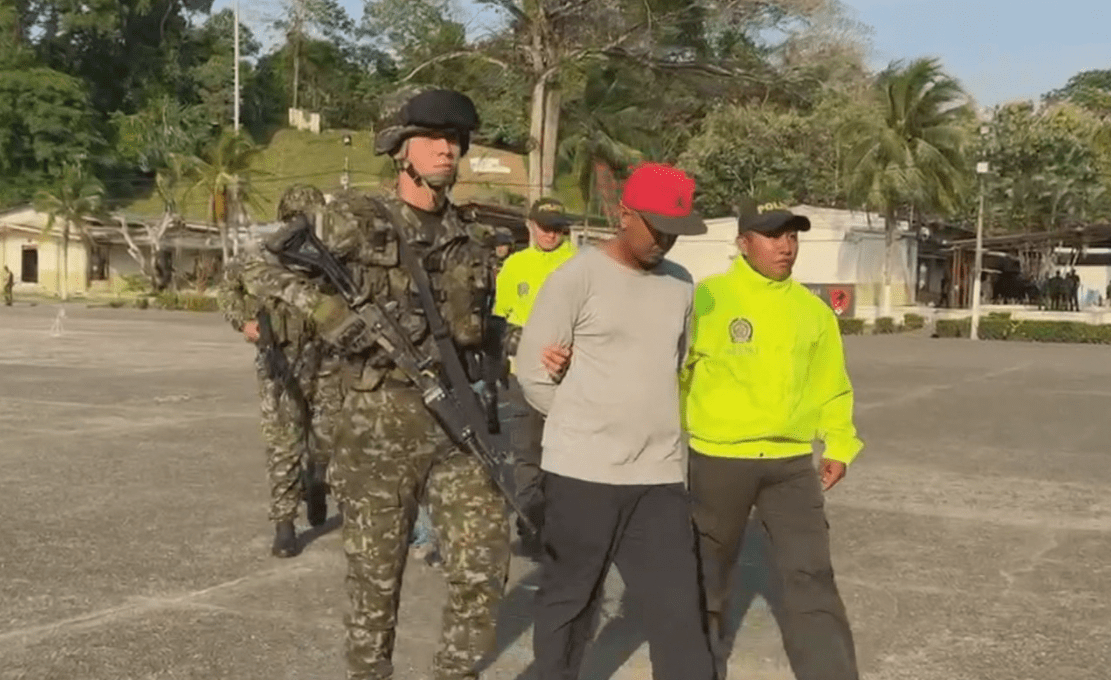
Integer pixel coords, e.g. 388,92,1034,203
517,281,530,297
729,318,753,343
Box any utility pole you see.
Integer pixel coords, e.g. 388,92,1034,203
342,134,352,190
970,123,991,340
233,0,240,132
231,0,242,259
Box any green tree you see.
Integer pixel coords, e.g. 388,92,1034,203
273,0,355,110
181,129,266,263
0,67,100,205
976,101,1108,234
33,163,105,300
1045,69,1111,117
842,57,971,314
556,66,649,215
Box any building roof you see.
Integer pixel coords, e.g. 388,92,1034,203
946,224,1111,252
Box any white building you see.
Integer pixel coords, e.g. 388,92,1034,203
1,207,226,297
665,205,918,318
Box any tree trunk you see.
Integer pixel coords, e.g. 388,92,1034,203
292,37,301,111
541,85,561,198
881,208,895,317
60,220,70,301
528,77,547,206
213,189,229,264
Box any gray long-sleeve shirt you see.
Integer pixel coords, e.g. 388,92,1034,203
516,245,694,486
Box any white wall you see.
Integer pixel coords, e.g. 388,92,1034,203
667,207,917,310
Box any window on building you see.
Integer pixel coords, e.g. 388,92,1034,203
21,247,37,283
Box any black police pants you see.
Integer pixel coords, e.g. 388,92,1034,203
532,472,715,680
504,374,546,531
689,450,859,680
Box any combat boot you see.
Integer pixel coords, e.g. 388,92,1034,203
271,519,299,558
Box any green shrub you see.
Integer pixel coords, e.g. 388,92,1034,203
903,313,925,330
120,274,150,293
935,318,970,338
874,317,897,334
153,291,220,312
933,317,1111,344
135,297,150,310
838,318,865,335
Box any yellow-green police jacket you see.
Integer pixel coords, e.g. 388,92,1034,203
679,255,863,465
493,240,577,327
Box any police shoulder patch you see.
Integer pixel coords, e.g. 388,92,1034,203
729,317,753,343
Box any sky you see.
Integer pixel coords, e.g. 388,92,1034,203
215,0,1111,108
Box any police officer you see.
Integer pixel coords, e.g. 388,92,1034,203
242,88,510,680
680,208,864,680
492,197,576,552
216,184,330,558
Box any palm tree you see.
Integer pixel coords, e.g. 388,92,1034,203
843,57,971,315
34,164,105,301
181,129,266,263
557,67,650,220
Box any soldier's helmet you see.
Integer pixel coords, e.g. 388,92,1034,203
374,87,480,158
277,184,326,222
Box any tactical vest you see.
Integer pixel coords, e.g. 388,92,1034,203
322,191,496,390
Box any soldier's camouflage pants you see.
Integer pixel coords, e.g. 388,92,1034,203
329,386,511,680
256,342,325,523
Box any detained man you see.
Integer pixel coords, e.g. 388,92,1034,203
515,163,715,680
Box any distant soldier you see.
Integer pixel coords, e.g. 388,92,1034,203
3,265,12,306
215,183,330,558
1068,269,1081,311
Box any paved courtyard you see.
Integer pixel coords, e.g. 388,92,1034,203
1,302,1109,680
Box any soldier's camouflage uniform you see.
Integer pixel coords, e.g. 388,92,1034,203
243,188,511,680
217,254,320,523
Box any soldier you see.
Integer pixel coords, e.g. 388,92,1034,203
216,184,330,558
242,88,511,680
3,265,13,306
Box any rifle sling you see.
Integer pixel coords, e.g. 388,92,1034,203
374,200,490,433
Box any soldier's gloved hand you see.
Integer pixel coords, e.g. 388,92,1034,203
312,295,373,354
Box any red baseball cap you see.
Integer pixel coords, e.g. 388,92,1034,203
621,163,706,236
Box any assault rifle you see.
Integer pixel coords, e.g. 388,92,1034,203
265,213,536,535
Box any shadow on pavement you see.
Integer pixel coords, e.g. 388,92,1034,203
298,512,343,552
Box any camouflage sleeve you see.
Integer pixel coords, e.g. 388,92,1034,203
239,252,328,320
214,260,260,331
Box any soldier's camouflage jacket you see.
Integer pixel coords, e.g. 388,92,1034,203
241,189,500,390
216,250,314,346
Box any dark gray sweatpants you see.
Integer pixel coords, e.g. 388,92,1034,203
532,472,715,680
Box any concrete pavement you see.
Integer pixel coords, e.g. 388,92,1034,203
1,302,1108,679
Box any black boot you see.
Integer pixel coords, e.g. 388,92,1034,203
306,482,328,528
271,519,299,558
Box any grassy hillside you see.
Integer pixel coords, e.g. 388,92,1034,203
123,127,588,223
125,129,393,223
